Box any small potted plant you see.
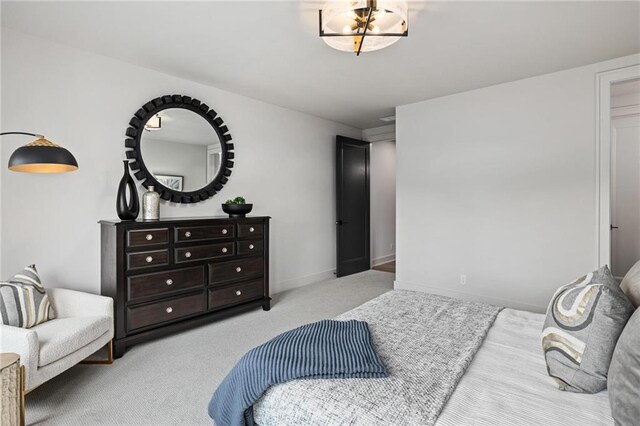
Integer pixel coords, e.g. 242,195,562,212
222,196,253,218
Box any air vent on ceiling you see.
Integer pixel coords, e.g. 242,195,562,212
379,116,396,122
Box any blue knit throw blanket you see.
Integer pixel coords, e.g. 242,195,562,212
208,319,388,426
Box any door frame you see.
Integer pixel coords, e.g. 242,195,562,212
596,64,640,268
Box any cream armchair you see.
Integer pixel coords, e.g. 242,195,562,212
0,288,114,392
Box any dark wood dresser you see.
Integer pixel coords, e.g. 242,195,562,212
99,216,270,357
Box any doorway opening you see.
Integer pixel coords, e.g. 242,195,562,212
336,136,371,277
365,125,396,275
610,78,640,279
597,65,640,276
335,125,396,277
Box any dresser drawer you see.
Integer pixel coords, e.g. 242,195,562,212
127,266,205,302
208,257,263,286
127,250,169,270
127,291,205,332
175,242,235,263
127,228,169,248
175,225,235,243
208,279,264,310
238,223,263,239
237,240,263,256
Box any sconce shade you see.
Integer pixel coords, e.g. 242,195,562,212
8,137,78,173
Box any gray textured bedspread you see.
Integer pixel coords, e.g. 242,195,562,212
253,290,502,426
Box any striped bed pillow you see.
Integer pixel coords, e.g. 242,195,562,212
0,265,55,328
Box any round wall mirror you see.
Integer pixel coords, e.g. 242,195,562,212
124,95,234,203
141,109,222,192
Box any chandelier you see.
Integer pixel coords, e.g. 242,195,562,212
319,0,408,56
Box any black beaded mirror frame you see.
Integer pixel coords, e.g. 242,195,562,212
124,94,233,203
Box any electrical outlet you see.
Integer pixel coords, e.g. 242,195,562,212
390,243,394,251
459,274,467,285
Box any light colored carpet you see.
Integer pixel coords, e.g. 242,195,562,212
26,270,394,425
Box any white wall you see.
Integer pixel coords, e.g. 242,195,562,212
612,92,640,108
0,29,361,294
0,14,3,278
396,54,640,313
364,125,396,265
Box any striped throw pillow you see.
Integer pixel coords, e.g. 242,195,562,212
0,265,55,328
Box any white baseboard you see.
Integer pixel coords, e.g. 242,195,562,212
372,254,395,266
273,268,336,293
394,279,546,313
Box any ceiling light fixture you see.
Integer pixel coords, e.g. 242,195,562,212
319,0,408,56
144,114,162,131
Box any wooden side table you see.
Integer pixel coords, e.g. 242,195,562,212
0,353,24,426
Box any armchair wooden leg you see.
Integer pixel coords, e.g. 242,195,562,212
20,365,25,426
80,340,114,365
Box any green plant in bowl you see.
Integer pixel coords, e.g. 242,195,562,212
222,196,253,217
225,196,246,205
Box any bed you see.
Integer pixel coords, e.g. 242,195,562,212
252,290,613,425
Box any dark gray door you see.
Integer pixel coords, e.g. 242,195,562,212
336,135,370,277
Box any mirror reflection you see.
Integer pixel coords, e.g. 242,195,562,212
140,108,222,192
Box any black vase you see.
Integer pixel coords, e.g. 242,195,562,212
116,160,140,220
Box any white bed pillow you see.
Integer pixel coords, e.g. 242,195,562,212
620,259,640,309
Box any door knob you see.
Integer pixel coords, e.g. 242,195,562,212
611,225,619,230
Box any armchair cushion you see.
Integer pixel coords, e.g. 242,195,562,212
34,316,111,367
0,265,55,328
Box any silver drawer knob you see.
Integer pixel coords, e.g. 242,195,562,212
236,267,242,273
185,251,192,258
222,229,228,235
185,231,191,238
145,256,153,263
145,234,153,241
235,290,242,296
222,247,228,253
166,307,173,313
166,279,173,285
249,227,255,232
249,244,254,250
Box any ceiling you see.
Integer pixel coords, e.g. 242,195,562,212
612,78,640,97
2,1,639,129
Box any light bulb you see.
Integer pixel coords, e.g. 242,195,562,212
346,9,357,20
371,26,380,33
342,25,352,34
376,8,387,19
